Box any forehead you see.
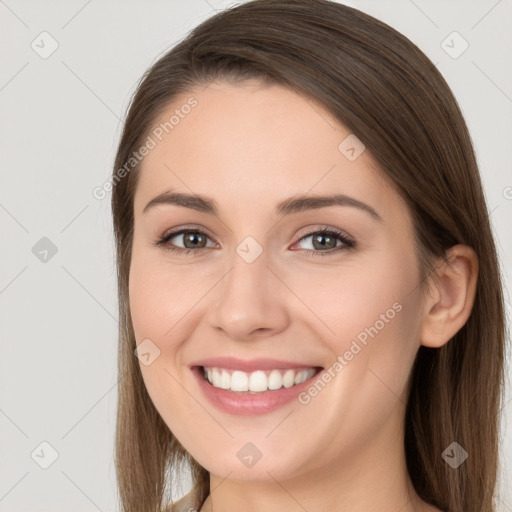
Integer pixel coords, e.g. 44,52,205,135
133,79,402,220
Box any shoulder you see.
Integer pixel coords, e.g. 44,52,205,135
163,490,200,512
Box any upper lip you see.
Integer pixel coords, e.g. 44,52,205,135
190,357,322,373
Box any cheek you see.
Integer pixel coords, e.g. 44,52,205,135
128,254,200,431
287,260,421,459
286,253,417,348
128,245,201,343
128,248,211,401
292,247,421,403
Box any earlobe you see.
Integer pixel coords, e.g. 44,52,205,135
420,244,478,348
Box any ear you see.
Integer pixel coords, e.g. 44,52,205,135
420,244,478,348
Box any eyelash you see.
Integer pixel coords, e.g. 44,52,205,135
154,226,356,257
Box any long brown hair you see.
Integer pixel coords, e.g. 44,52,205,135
111,1,506,511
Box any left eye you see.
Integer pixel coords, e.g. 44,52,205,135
294,229,355,253
155,227,356,256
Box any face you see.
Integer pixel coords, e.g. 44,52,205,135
129,79,426,482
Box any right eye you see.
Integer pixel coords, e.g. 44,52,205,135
155,228,217,255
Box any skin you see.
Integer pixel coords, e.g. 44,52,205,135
129,79,478,512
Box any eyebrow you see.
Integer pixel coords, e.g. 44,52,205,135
142,189,382,222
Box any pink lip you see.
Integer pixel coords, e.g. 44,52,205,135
189,358,323,416
189,356,318,372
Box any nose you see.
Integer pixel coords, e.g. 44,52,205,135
206,246,290,341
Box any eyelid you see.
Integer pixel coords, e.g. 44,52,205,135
159,224,217,242
294,224,354,243
160,223,353,242
155,224,356,255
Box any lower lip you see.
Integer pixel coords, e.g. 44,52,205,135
191,366,322,416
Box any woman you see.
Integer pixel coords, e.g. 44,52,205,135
111,1,506,511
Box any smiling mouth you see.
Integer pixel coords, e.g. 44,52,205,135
199,366,323,393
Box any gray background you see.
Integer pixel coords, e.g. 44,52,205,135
0,0,511,510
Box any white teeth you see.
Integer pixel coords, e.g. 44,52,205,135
268,369,283,390
219,369,231,389
212,369,231,389
282,369,295,388
203,366,317,392
231,371,249,391
248,370,268,392
294,369,309,385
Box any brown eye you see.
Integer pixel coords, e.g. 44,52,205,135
294,228,356,256
310,232,338,250
155,228,216,255
178,230,208,249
